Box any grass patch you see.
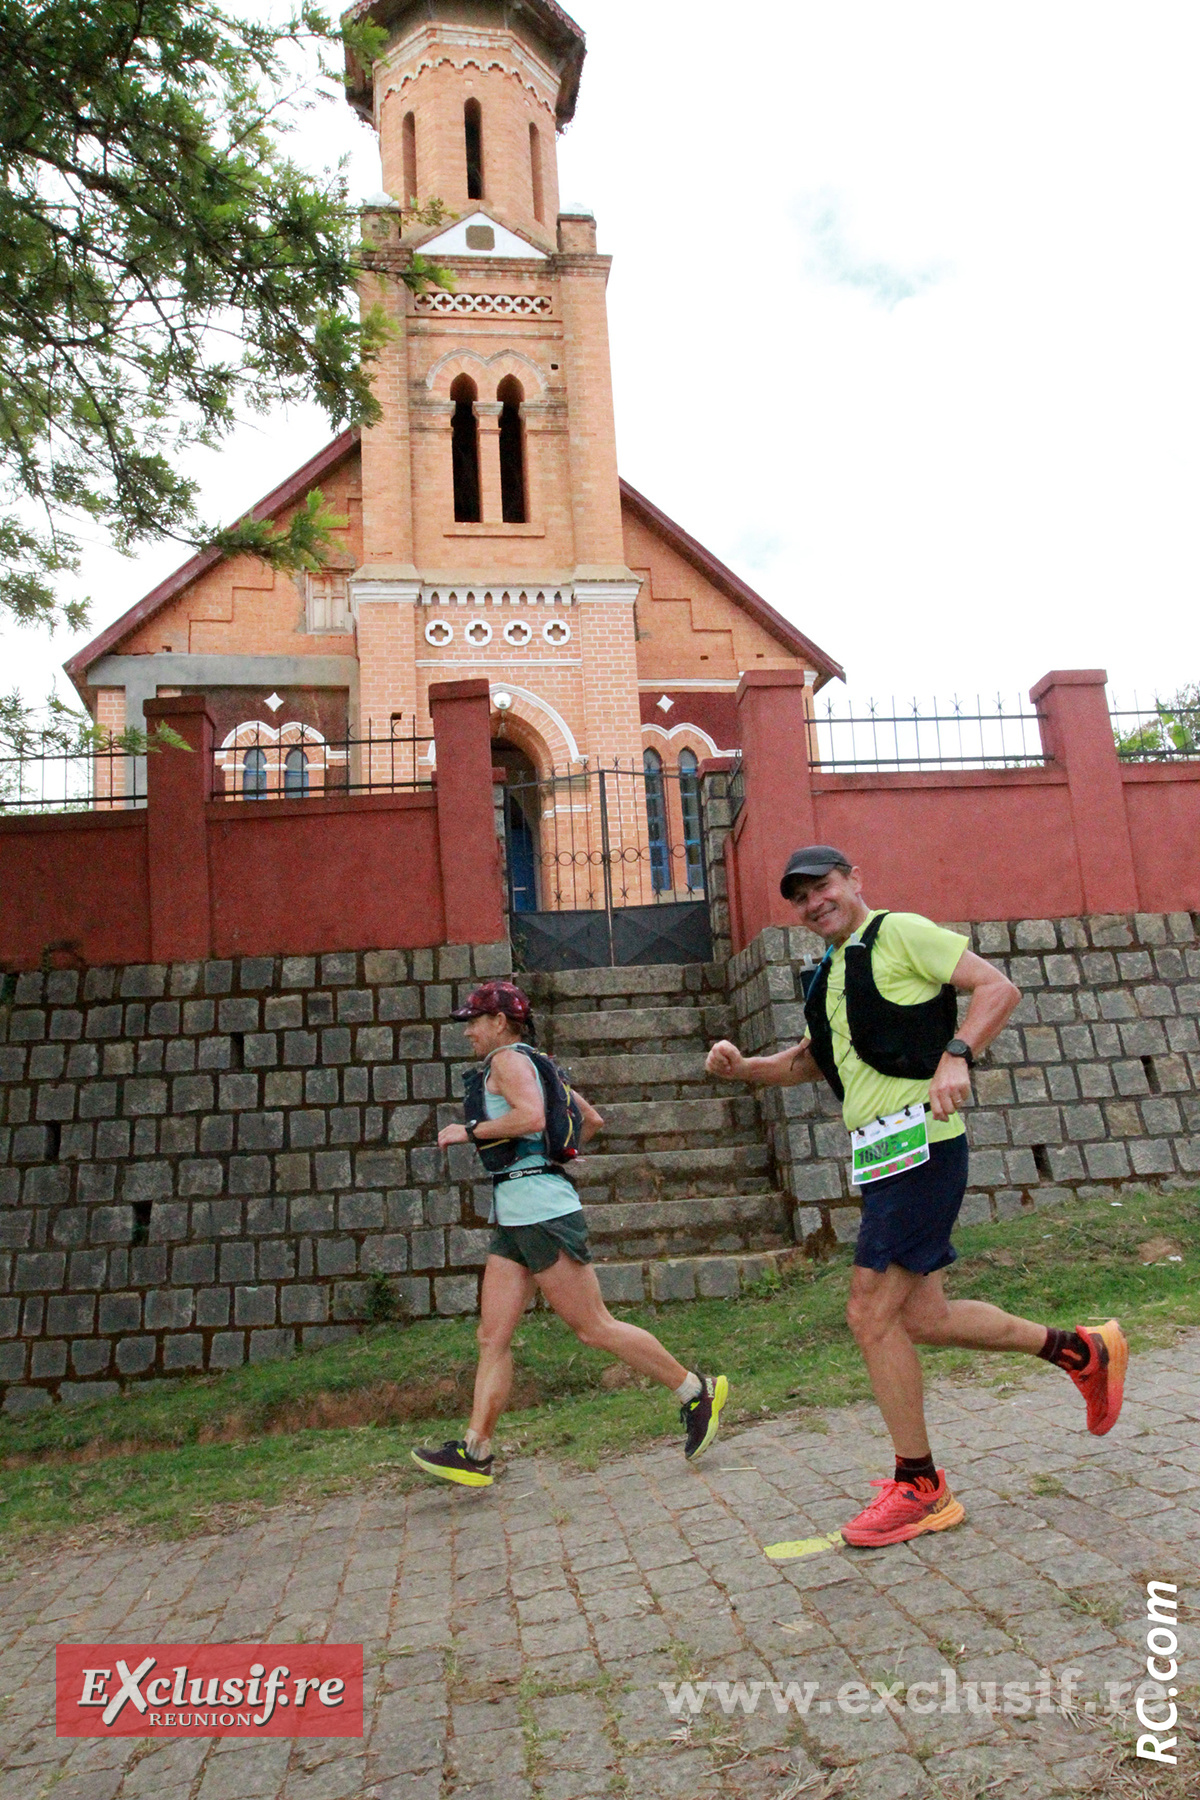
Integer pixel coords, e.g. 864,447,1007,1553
0,1186,1197,1549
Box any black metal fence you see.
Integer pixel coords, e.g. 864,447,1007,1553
805,695,1047,772
210,721,433,800
504,761,712,970
1110,695,1200,763
0,741,145,812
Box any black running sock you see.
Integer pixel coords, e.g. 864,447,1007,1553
1038,1327,1094,1372
895,1453,938,1493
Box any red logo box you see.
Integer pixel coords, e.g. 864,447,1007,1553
56,1644,363,1738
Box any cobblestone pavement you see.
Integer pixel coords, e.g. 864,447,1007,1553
2,1337,1198,1800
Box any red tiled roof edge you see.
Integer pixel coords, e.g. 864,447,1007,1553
619,478,844,689
64,427,362,690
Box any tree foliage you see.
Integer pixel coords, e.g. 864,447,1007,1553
1113,683,1200,760
0,0,449,637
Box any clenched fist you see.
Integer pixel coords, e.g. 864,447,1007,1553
706,1039,747,1080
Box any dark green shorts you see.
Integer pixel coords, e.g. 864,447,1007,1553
489,1211,592,1274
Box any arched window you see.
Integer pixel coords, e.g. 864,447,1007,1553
402,111,417,207
450,373,481,522
678,748,703,890
497,375,527,524
284,747,309,797
464,98,483,200
242,746,267,799
529,122,544,222
643,748,669,892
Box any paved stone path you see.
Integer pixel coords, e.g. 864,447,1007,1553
2,1337,1198,1800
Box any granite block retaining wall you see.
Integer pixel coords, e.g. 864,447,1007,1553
727,910,1200,1247
0,943,514,1411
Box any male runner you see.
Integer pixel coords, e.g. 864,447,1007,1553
706,846,1127,1547
412,980,727,1486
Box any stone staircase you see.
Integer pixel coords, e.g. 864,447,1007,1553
527,963,797,1303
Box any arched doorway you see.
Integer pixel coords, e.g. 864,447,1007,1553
492,740,540,912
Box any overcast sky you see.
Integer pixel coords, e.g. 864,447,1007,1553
10,0,1199,716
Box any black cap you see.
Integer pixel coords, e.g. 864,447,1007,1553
780,845,852,898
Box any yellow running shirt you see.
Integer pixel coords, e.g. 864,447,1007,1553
820,909,970,1143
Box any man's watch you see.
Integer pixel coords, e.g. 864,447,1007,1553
944,1038,976,1068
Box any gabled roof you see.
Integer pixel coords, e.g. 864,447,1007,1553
64,428,361,697
619,479,845,690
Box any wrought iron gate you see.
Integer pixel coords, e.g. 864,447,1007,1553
503,761,713,971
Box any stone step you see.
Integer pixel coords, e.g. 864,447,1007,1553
549,1005,719,1048
594,1096,751,1139
592,1245,801,1305
584,1192,790,1259
528,963,723,1003
572,1142,773,1205
557,1051,716,1097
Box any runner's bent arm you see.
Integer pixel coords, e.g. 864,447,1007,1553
574,1089,604,1147
706,1039,822,1086
927,950,1021,1121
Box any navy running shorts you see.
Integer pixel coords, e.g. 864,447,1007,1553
853,1134,970,1275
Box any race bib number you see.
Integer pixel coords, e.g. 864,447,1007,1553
850,1104,930,1186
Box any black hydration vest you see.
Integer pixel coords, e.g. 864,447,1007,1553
803,911,958,1103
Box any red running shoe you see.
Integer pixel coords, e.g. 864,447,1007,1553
841,1470,965,1547
1068,1319,1128,1435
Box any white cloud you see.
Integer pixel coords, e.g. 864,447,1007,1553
795,191,945,310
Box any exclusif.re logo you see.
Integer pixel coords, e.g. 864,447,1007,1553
56,1644,364,1738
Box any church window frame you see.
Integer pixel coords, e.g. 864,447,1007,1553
677,747,704,890
497,375,527,523
242,746,267,800
464,98,484,200
642,747,671,893
284,746,310,798
402,110,417,207
450,372,482,522
529,121,544,222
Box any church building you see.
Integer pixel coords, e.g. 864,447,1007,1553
66,0,842,847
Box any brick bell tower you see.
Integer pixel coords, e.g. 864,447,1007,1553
344,0,644,775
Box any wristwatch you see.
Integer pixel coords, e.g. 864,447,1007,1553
944,1037,976,1067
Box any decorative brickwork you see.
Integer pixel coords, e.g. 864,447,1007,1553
727,911,1200,1248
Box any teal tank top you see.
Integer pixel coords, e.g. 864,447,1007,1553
482,1054,582,1227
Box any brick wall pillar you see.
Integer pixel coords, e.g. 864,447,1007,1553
733,670,818,949
476,402,504,525
430,678,507,944
1030,669,1138,912
144,695,213,962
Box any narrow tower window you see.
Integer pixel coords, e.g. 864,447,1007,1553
450,373,481,522
464,98,483,200
284,747,309,797
243,746,267,799
402,111,417,207
529,122,544,222
497,375,527,524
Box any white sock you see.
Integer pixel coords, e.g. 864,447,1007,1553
674,1372,703,1404
464,1431,491,1463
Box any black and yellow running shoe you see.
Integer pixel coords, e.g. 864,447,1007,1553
681,1373,728,1461
411,1439,494,1487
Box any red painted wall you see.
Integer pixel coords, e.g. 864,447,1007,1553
1122,765,1200,912
811,770,1083,922
0,812,150,966
208,793,445,956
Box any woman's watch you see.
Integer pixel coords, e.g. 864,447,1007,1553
465,1120,479,1141
944,1037,976,1067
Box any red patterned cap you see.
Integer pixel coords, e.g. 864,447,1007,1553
451,980,533,1023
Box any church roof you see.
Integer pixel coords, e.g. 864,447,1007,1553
63,428,361,696
65,432,845,696
619,480,845,690
344,0,587,127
